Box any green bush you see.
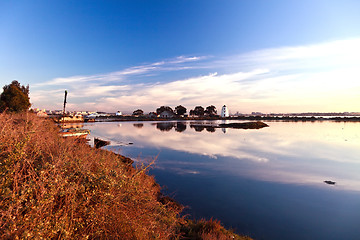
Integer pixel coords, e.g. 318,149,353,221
0,81,31,112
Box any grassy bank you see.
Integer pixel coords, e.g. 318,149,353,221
0,113,251,239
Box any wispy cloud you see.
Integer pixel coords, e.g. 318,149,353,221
31,38,360,112
36,55,209,87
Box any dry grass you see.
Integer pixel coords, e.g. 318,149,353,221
0,113,182,239
0,112,252,240
176,218,252,240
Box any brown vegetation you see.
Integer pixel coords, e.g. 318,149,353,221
0,112,252,239
178,219,253,240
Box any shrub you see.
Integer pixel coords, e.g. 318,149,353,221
0,81,31,112
0,113,181,239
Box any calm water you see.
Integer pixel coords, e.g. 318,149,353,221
84,120,360,240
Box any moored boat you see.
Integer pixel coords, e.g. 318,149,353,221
60,128,90,138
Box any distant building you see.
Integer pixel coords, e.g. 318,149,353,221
45,110,53,115
148,112,158,118
57,115,84,123
159,110,175,118
221,105,229,118
86,112,108,118
36,111,48,117
116,111,122,116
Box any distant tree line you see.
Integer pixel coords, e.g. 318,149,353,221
132,109,144,116
0,80,221,118
132,105,218,117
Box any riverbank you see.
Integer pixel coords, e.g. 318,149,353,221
48,114,360,123
95,115,360,122
0,112,252,239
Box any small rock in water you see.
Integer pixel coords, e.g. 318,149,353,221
94,138,110,148
324,180,336,185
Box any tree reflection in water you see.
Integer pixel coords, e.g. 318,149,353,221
133,123,144,128
156,122,175,131
153,122,215,133
206,126,216,132
175,122,187,132
190,124,205,132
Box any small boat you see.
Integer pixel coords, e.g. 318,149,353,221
60,128,90,138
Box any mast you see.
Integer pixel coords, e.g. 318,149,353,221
62,90,67,125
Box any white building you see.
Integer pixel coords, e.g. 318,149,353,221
159,110,175,118
116,111,122,116
221,105,229,118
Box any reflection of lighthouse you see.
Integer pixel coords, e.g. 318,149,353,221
221,105,229,118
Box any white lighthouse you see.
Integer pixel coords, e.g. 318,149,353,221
221,105,229,118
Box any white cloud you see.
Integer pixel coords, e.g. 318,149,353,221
32,38,360,112
169,55,208,64
85,69,271,112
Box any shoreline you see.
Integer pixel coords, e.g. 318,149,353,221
93,116,360,122
50,115,360,123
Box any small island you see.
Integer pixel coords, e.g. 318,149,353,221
188,121,269,130
218,121,269,129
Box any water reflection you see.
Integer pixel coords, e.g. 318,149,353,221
190,124,205,132
85,121,360,192
133,123,143,128
154,122,214,133
156,122,175,131
85,120,360,240
62,123,84,129
206,126,216,132
189,122,218,133
175,122,186,132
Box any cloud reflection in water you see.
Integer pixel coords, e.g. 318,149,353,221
86,121,360,191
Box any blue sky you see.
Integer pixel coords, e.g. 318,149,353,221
1,0,360,113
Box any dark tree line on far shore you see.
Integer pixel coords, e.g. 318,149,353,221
132,105,218,117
